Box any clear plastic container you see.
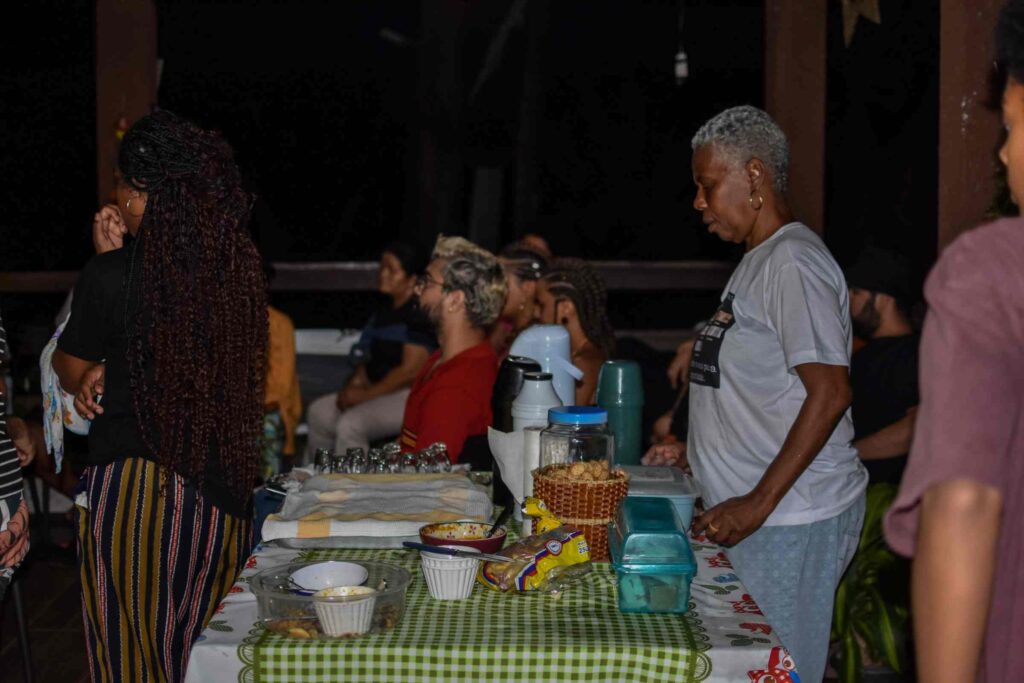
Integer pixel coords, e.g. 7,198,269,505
539,406,614,467
250,560,412,639
618,465,700,530
607,497,696,614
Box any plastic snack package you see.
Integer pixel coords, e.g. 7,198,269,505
477,497,591,593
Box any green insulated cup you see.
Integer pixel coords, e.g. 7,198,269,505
595,360,644,465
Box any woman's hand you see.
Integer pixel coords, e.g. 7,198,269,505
5,417,38,467
667,338,696,389
641,441,688,471
692,491,774,547
92,204,127,254
74,363,106,419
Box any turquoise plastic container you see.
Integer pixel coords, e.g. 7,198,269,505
608,497,696,614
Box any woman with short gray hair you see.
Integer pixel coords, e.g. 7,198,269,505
644,105,867,682
398,237,506,462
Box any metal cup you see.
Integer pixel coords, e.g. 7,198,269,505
329,451,346,474
314,448,332,475
386,449,402,473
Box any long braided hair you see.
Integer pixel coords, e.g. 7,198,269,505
543,258,616,357
119,110,268,503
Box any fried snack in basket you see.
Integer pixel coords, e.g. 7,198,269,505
531,462,630,561
544,459,616,482
477,498,590,593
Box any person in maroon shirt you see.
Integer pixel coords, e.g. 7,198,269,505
884,4,1024,680
400,237,508,462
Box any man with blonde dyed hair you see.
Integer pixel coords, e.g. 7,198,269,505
399,237,508,461
430,235,492,261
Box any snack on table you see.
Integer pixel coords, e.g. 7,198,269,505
543,459,618,482
477,497,590,593
531,463,630,561
264,603,403,640
522,498,561,534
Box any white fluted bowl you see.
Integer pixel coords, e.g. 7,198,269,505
313,586,377,636
420,545,480,600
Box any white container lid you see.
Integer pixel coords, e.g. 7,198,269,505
619,465,699,500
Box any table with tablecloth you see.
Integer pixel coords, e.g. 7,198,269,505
185,535,797,683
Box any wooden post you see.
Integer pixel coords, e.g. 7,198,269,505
513,0,546,238
938,0,1004,250
417,0,469,239
95,0,158,205
764,0,827,233
468,166,503,250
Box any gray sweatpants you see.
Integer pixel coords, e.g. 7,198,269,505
304,388,410,464
725,494,865,683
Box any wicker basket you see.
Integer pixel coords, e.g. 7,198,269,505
531,465,630,561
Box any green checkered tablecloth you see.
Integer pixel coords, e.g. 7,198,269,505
187,538,793,683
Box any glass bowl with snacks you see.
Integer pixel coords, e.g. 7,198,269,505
250,560,412,639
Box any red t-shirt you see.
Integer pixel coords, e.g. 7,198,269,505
884,218,1024,683
399,341,498,462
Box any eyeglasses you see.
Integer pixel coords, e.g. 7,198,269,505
415,273,444,293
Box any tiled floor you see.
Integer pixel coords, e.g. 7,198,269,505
0,515,88,683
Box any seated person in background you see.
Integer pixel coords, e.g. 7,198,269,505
306,242,435,457
649,319,708,447
0,307,39,600
400,236,507,462
520,233,552,260
491,244,548,359
845,247,919,486
264,298,302,478
535,258,615,404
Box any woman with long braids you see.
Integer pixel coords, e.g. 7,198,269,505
534,258,615,404
53,109,267,682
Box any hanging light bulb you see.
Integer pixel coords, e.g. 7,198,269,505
674,48,689,85
674,1,688,85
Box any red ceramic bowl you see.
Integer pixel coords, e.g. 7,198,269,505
418,521,507,554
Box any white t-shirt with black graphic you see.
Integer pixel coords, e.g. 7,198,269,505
688,222,868,526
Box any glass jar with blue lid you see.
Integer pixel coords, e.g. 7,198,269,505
539,406,615,467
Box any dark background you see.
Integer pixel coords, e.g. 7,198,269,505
2,0,941,365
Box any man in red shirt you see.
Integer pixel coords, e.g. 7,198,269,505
400,237,508,462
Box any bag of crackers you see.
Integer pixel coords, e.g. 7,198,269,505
477,498,591,593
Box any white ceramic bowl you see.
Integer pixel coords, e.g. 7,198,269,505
313,586,377,636
420,545,480,600
290,561,369,593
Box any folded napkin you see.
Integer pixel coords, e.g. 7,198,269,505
261,472,493,542
487,427,543,506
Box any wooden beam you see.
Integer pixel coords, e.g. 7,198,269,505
764,0,827,233
95,0,158,205
938,0,1004,250
0,261,735,294
0,272,79,293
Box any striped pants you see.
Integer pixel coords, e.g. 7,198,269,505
77,458,250,683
